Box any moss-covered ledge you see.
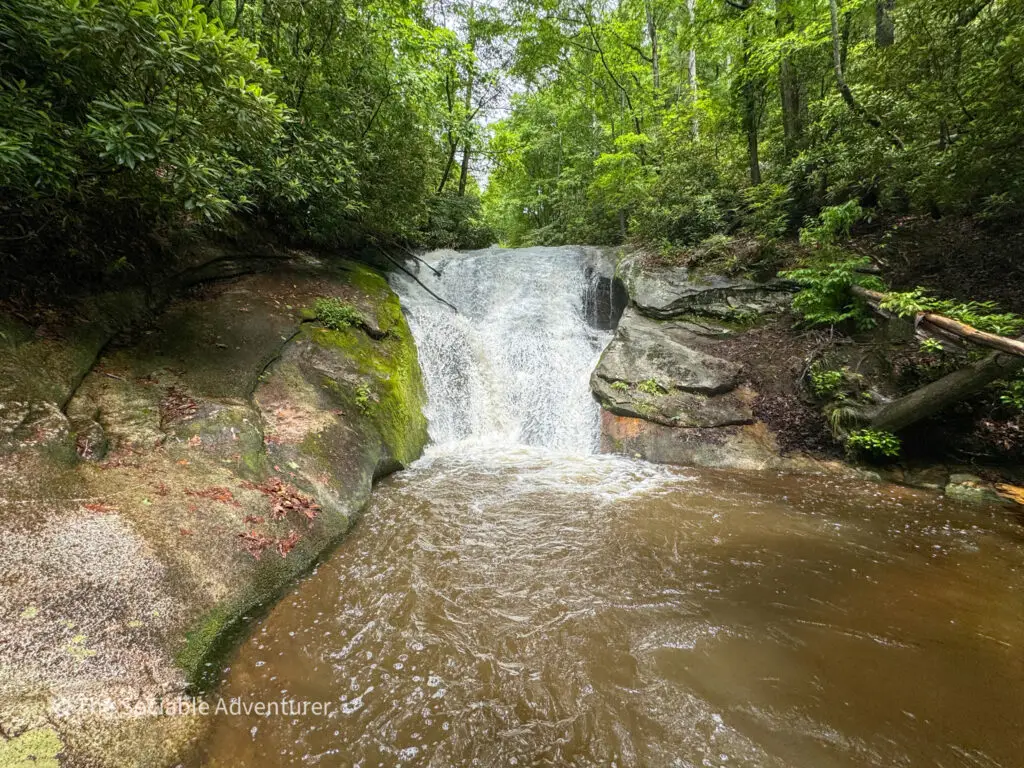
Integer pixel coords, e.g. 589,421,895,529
0,256,428,767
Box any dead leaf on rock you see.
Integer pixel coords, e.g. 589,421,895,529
185,486,241,507
238,531,276,560
276,530,301,557
83,502,117,515
247,477,321,525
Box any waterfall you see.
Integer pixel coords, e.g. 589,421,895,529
390,246,614,454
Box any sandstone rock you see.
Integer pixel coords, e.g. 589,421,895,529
599,410,780,471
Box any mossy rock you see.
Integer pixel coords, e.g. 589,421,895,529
0,727,63,767
1,259,429,766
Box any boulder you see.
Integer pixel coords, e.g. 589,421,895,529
617,251,792,321
0,257,428,766
600,411,780,471
591,309,752,428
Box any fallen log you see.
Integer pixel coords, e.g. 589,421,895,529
847,285,1024,432
851,285,1024,358
868,349,1024,433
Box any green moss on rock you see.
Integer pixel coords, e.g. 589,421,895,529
306,309,427,467
0,727,63,767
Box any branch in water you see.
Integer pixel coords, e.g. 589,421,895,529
378,250,459,313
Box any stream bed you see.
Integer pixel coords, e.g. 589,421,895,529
197,447,1023,767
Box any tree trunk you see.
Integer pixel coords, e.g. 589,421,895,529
741,30,761,186
852,286,1024,358
457,138,472,196
457,0,476,197
687,0,699,139
870,351,1024,433
829,0,904,149
875,0,895,48
437,138,458,194
777,1,801,155
829,0,860,115
645,0,660,91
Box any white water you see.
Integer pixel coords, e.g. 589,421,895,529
390,246,612,454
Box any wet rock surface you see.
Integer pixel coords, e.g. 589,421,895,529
0,255,428,766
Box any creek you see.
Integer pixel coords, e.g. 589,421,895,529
197,247,1024,768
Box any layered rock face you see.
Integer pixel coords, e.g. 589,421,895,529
0,255,427,766
592,252,793,470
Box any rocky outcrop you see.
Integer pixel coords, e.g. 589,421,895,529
593,250,792,470
0,254,427,766
617,251,792,322
591,309,753,428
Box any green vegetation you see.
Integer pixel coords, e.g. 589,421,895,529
315,298,363,331
808,364,845,399
999,378,1024,413
482,1,1024,248
879,291,1024,336
637,378,667,396
5,0,1023,283
846,428,901,461
0,0,495,285
355,384,373,414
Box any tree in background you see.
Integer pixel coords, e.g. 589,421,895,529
0,0,497,286
484,0,1024,247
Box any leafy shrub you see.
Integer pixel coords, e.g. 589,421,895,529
740,183,793,240
0,0,285,232
420,192,495,250
782,255,884,328
999,378,1024,413
798,202,865,248
315,298,363,330
846,429,901,461
808,364,845,399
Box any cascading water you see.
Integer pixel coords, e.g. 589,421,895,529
390,246,613,454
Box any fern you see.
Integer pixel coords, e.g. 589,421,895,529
881,290,1024,336
782,255,884,328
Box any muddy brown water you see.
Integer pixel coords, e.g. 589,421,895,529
197,447,1024,768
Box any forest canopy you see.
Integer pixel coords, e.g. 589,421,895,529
482,0,1024,248
1,0,1023,277
0,0,494,280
